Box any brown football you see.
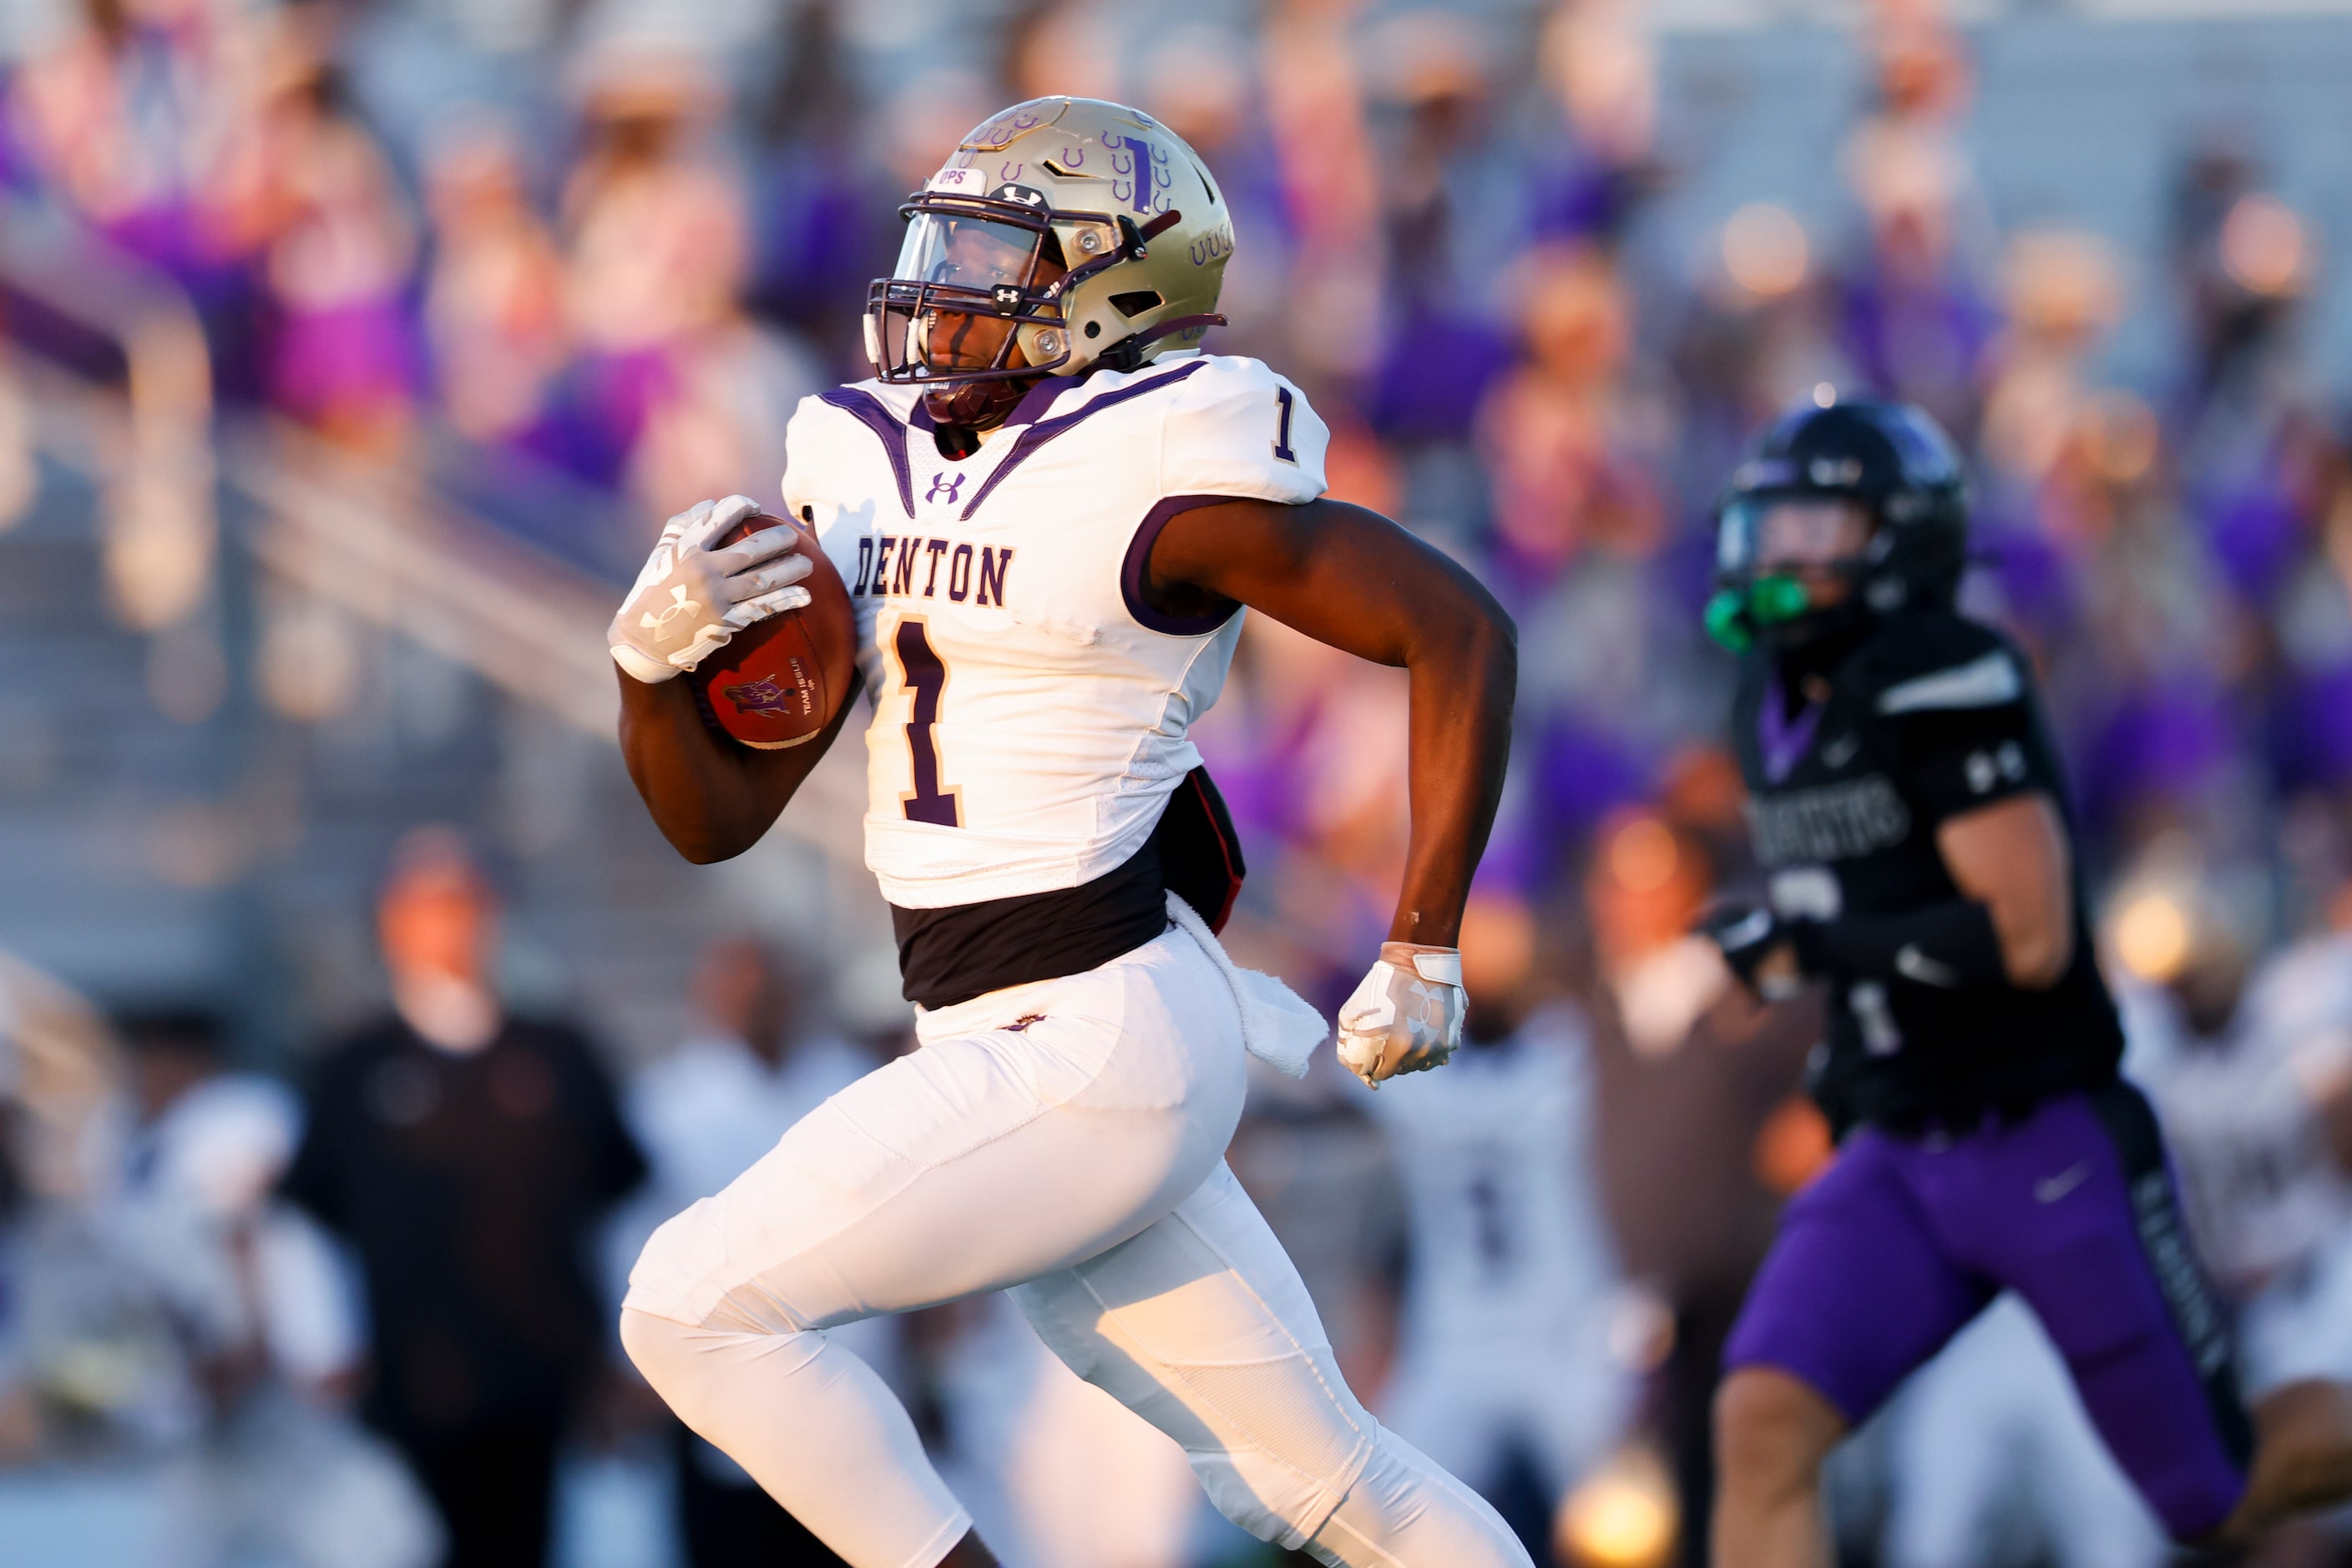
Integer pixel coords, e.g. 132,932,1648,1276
689,510,858,751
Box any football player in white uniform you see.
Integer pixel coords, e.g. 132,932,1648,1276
2117,886,2352,1423
602,99,1527,1568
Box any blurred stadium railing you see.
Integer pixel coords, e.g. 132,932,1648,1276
0,204,873,1059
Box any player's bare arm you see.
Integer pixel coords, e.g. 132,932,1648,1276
1146,495,1516,949
1935,792,2073,989
609,493,847,864
616,670,852,864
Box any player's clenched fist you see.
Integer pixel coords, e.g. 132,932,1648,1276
1335,942,1466,1088
609,494,813,684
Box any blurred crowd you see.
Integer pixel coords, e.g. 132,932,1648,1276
11,0,2352,1565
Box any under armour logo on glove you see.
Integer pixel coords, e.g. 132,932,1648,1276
642,585,703,632
1335,943,1466,1089
609,495,813,684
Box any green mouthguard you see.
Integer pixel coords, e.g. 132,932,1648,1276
1703,575,1813,652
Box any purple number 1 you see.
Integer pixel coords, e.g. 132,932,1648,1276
1272,386,1297,464
894,618,960,826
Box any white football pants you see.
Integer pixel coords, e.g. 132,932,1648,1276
620,923,1531,1568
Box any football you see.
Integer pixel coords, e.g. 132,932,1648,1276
689,510,858,751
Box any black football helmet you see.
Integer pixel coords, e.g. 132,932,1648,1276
1705,393,1970,654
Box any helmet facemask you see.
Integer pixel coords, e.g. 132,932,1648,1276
867,182,1190,436
1706,495,1884,655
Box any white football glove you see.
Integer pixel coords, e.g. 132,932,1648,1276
1335,942,1466,1089
609,494,813,684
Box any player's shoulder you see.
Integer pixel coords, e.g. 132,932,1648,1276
1847,608,2031,721
787,378,922,437
1151,352,1328,501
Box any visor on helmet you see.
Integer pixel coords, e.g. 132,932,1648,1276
1717,495,1874,580
1706,495,1877,653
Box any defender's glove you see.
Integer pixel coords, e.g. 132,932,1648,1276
1336,943,1466,1089
1697,901,1804,1000
609,494,813,684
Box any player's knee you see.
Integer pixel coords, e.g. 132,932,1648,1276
1302,1427,1531,1568
619,1304,691,1395
1716,1367,1842,1493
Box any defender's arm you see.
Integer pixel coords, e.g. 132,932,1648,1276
1743,790,2075,997
617,673,854,864
1935,793,2074,989
1145,495,1516,948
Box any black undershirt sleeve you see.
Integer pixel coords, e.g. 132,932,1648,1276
1792,898,2007,993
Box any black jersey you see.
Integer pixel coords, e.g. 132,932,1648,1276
1729,609,2124,1130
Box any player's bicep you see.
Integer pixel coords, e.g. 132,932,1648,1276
1147,496,1505,667
1935,792,2075,989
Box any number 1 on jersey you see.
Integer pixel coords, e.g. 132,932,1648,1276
1272,386,1297,464
893,617,961,827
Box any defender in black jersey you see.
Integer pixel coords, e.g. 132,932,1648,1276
1696,397,2352,1565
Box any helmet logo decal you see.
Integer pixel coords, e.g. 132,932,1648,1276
1055,145,1085,169
1190,221,1235,267
1103,129,1172,215
989,182,1047,208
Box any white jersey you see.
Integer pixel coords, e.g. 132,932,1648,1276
1364,1003,1621,1340
781,353,1329,908
2122,934,2352,1286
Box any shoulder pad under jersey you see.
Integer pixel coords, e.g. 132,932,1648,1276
1157,355,1329,507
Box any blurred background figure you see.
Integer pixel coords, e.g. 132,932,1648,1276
116,1008,443,1568
283,828,644,1568
1879,1293,2164,1568
421,119,569,448
2111,847,2352,1567
1581,808,1823,1566
616,936,876,1568
1367,890,1633,1561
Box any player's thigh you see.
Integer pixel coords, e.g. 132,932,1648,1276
1990,1085,2251,1540
1725,1128,1993,1432
628,939,1247,1333
1012,1160,1377,1546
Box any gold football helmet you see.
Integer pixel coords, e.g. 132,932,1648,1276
866,96,1234,428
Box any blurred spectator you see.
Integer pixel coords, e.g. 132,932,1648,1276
542,49,818,515
620,937,876,1568
420,119,567,445
1367,891,1634,1559
0,951,124,1466
284,827,644,1568
1834,3,1996,441
205,18,420,452
1581,810,1821,1567
116,1009,442,1568
1477,242,1663,582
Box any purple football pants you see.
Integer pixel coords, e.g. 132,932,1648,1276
1724,1082,2252,1540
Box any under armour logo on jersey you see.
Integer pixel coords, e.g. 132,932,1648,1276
925,473,968,505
